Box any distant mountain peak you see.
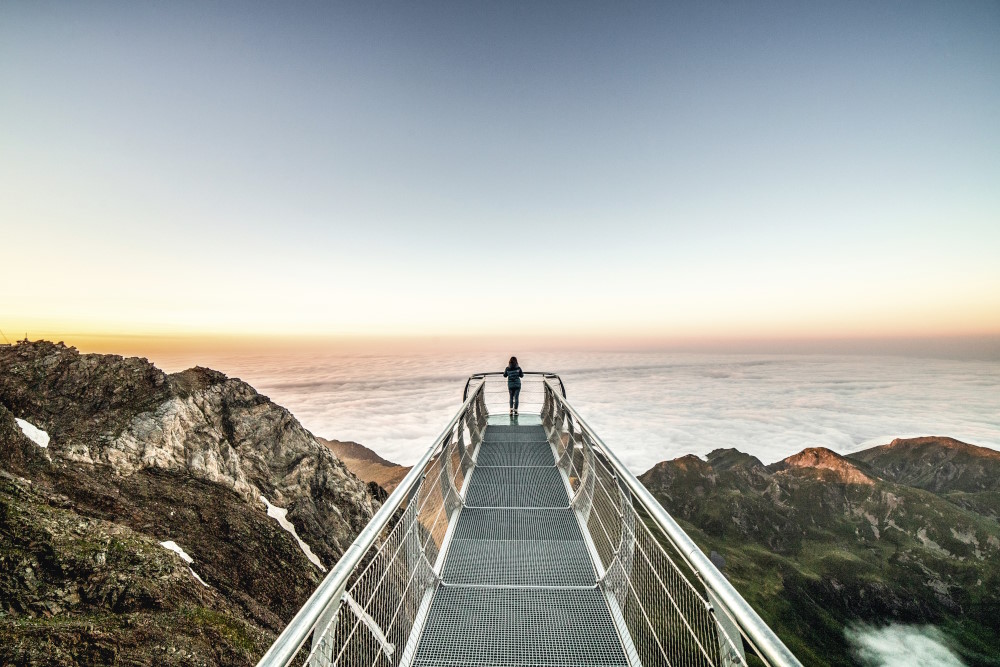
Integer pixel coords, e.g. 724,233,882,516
772,447,876,486
850,436,1000,494
882,435,1000,458
673,453,712,471
706,448,766,472
318,437,411,493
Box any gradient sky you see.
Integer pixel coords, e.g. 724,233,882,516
2,1,999,346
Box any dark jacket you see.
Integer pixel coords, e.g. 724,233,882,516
503,365,524,389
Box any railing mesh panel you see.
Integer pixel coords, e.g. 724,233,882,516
282,384,487,667
544,381,750,667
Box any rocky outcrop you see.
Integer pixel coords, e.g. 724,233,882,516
0,341,378,564
0,340,381,665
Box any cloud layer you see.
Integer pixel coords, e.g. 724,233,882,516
845,623,966,667
151,350,1000,471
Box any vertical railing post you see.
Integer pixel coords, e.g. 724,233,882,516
440,430,462,515
454,417,467,462
542,386,553,428
475,385,488,431
572,431,596,525
464,405,478,451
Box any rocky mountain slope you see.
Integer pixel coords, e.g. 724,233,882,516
640,438,1000,667
318,437,410,493
0,340,381,666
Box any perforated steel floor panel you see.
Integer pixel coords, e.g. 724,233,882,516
442,539,595,585
476,442,555,467
413,588,629,667
453,508,584,541
483,426,548,443
487,414,543,426
464,466,569,508
485,424,547,434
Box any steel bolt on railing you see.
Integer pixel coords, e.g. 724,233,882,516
256,373,801,667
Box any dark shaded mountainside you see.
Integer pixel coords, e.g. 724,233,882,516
0,340,380,666
640,438,1000,666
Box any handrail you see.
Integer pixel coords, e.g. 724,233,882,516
255,379,486,667
463,371,565,401
542,378,802,667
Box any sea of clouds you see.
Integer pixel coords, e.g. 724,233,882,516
150,349,1000,473
845,623,967,667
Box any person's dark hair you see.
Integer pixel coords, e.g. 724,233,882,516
509,356,518,367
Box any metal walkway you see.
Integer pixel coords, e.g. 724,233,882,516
413,423,628,666
257,373,803,667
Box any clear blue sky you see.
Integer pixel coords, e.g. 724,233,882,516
2,1,998,343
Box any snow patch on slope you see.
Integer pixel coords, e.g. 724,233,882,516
188,567,209,587
260,496,326,571
160,540,193,563
15,418,49,448
159,540,210,587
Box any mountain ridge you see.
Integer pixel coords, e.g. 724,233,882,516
848,436,1000,494
639,436,1000,666
0,340,381,665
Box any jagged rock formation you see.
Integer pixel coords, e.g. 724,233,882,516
640,439,1000,667
0,340,380,666
318,437,410,493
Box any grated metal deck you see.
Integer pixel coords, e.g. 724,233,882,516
475,442,556,467
412,423,629,667
464,466,569,508
483,425,552,442
413,588,629,667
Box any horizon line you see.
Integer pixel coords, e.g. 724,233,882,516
6,331,999,362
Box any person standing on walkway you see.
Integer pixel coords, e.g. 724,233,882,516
504,356,524,415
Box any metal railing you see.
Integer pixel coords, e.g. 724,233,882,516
255,379,488,667
463,370,566,402
540,378,802,667
257,373,801,667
